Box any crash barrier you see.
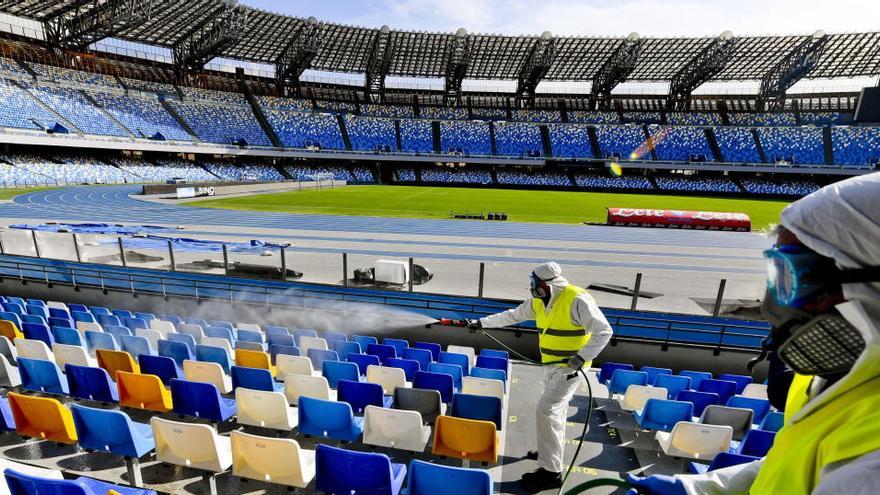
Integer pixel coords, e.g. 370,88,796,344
607,208,752,232
0,254,770,353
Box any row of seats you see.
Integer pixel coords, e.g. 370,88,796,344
601,362,779,461
0,295,504,494
421,166,492,184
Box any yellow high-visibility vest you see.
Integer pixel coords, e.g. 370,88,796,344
750,374,880,493
532,285,593,365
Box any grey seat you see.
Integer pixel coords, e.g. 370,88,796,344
394,387,446,425
235,341,264,352
699,405,754,441
0,336,17,366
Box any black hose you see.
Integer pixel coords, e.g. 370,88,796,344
472,329,617,495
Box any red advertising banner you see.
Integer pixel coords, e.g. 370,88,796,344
606,208,752,232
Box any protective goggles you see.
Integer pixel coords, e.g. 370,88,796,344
763,245,880,308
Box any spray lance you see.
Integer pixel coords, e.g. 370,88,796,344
428,318,632,495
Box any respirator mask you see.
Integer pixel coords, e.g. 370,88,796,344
530,272,551,299
754,242,880,378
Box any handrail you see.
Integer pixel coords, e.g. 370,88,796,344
0,254,768,351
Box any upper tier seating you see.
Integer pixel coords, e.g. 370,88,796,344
714,127,762,163
399,119,434,153
758,127,825,165
26,84,128,136
0,79,69,131
549,124,594,159
362,104,415,118
666,112,723,126
831,126,880,168
167,100,271,146
266,110,345,149
494,122,543,157
568,111,620,124
90,92,192,141
728,112,796,127
439,121,492,155
650,126,714,162
595,125,647,159
345,116,397,152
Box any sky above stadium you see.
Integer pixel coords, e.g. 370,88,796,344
244,0,876,37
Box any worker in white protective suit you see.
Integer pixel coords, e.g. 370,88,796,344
628,172,880,495
467,261,613,491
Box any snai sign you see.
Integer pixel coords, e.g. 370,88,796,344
606,208,751,232
176,187,215,199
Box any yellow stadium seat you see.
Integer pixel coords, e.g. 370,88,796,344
117,371,173,412
96,349,139,380
432,415,498,465
235,349,276,377
0,320,23,342
7,392,77,444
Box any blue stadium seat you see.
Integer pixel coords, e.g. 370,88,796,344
268,344,299,363
158,314,182,325
598,362,635,385
479,349,509,361
112,310,134,320
71,403,155,459
65,364,118,403
123,317,148,331
759,411,784,432
22,323,54,347
428,362,464,391
403,348,432,370
386,358,420,382
677,390,720,418
698,379,738,405
338,379,393,414
367,344,397,365
158,339,193,367
138,354,181,386
608,370,649,395
48,317,73,329
352,335,378,350
475,355,507,373
469,367,507,385
315,444,405,495
51,327,83,347
4,468,157,495
451,393,503,429
18,357,68,394
184,317,207,328
734,429,776,457
439,351,470,376
406,459,491,495
135,313,155,322
349,353,381,376
210,321,233,331
96,314,121,328
236,329,264,346
382,338,409,357
640,366,673,386
726,396,771,423
195,344,232,374
307,348,339,372
654,374,692,400
205,326,235,345
0,397,14,432
264,326,289,337
105,326,132,344
22,315,46,326
688,452,761,475
413,371,455,403
68,304,89,314
166,333,196,354
323,361,360,389
680,370,712,390
334,341,361,362
634,399,694,432
298,396,364,441
90,306,111,316
231,366,283,393
294,329,319,346
414,342,441,361
120,335,153,359
169,379,236,422
718,374,753,395
1,312,23,327
324,332,348,346
85,331,117,354
267,333,295,347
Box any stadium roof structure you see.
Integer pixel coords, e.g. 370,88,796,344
3,1,880,108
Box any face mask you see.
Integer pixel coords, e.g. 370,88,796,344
760,244,880,377
530,272,550,299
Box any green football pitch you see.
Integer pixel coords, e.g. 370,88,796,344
192,185,791,230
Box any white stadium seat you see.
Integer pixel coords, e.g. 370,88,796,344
231,430,315,488
656,422,733,460
235,388,297,431
362,405,431,452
